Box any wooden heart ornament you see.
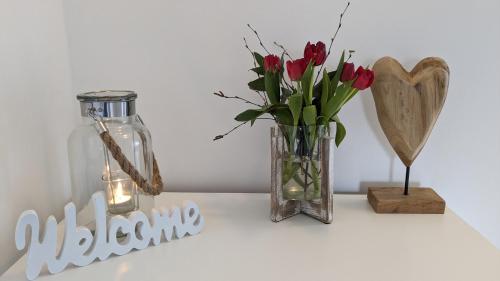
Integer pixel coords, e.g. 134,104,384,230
371,57,449,167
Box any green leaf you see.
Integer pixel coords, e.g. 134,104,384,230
234,109,265,122
344,88,359,104
316,115,326,125
335,118,346,147
279,54,285,76
264,72,280,104
281,87,293,100
288,94,303,126
273,107,293,125
250,66,264,75
322,84,351,122
248,77,265,91
320,69,330,117
313,70,335,98
301,62,315,105
235,103,293,125
303,105,318,152
282,161,301,185
330,115,340,123
302,105,317,126
330,51,345,99
254,52,264,67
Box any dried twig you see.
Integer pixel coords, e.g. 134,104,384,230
346,50,354,62
314,2,351,84
244,37,259,69
243,37,269,104
213,121,249,141
213,91,262,107
247,24,271,54
254,90,268,105
273,41,293,60
273,41,297,90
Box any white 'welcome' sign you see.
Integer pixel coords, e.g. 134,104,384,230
15,191,204,280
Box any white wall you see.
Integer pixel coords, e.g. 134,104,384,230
0,0,74,274
62,0,500,249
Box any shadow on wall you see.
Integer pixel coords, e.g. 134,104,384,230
335,182,422,195
357,181,421,194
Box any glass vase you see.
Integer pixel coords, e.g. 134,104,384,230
280,125,327,201
270,125,334,223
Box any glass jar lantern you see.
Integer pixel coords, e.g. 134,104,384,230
68,90,156,229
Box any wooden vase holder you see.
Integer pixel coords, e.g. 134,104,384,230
270,127,334,223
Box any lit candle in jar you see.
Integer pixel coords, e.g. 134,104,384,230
112,182,131,204
107,180,136,215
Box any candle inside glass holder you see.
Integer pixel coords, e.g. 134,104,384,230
105,178,138,215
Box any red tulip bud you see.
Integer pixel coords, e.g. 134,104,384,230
263,55,281,73
352,66,375,90
304,41,326,66
286,58,307,81
340,62,356,82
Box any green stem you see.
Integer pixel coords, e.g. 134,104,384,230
281,125,325,200
282,157,298,184
292,172,307,188
304,160,309,196
310,160,320,193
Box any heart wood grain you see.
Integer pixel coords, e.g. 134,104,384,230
371,57,449,166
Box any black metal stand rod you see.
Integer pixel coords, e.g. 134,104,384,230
404,166,410,195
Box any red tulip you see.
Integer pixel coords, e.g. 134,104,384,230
340,62,356,82
286,58,307,81
263,54,281,73
352,66,375,90
304,41,326,66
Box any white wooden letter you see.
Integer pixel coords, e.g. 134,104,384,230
15,191,204,280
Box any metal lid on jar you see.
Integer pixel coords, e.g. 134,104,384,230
77,90,137,118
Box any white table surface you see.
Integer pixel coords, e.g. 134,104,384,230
2,193,500,281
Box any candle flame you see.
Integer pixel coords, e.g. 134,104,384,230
116,181,124,196
111,181,131,205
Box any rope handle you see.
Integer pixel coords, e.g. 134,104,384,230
91,111,164,196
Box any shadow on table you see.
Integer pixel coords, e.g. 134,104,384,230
334,181,422,195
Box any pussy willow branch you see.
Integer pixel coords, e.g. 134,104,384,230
272,42,295,91
273,41,293,60
327,2,351,59
213,121,249,141
213,91,262,107
243,37,259,70
253,90,268,105
213,116,277,141
280,80,294,94
346,50,354,62
243,37,269,104
314,2,351,84
247,24,271,55
247,26,297,91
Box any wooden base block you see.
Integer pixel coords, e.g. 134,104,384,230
367,187,445,214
